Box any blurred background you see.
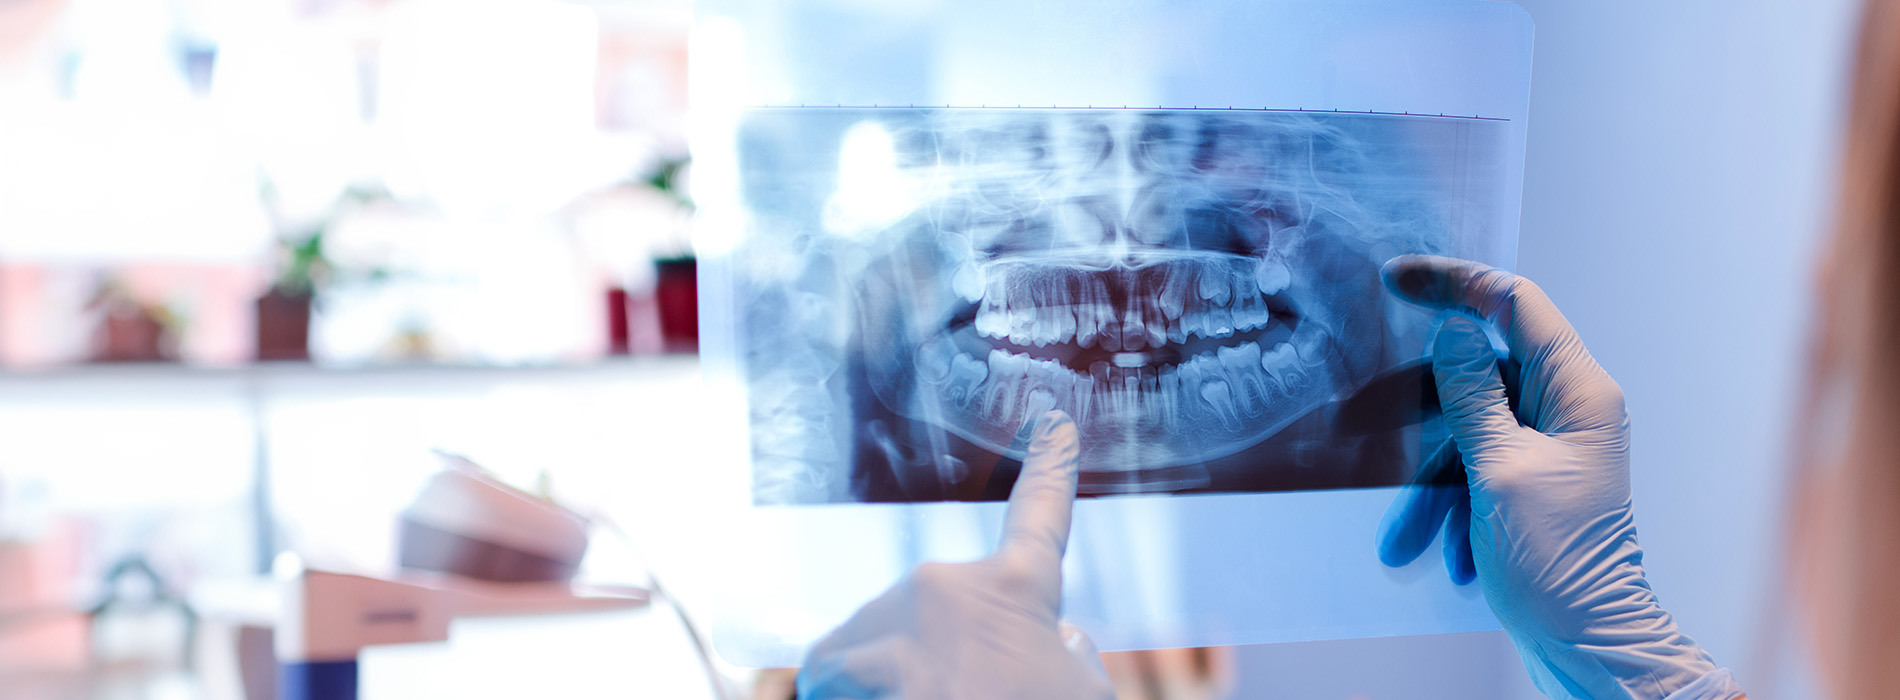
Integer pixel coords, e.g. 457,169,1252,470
0,0,1861,698
0,0,714,697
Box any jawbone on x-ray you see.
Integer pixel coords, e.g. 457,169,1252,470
737,108,1506,504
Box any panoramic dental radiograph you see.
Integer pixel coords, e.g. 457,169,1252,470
732,108,1508,505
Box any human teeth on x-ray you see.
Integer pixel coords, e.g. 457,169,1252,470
731,108,1508,505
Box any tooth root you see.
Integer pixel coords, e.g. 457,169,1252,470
1156,367,1181,427
1160,271,1189,320
1020,281,1042,346
1075,303,1099,348
1121,370,1140,419
1265,344,1304,391
1198,378,1241,430
1076,278,1103,348
1093,278,1116,351
1089,361,1113,420
1034,304,1057,347
1255,256,1291,296
1064,366,1083,418
1257,359,1284,396
1140,297,1166,347
947,353,988,408
1123,369,1141,418
1073,366,1097,424
1279,366,1306,391
1052,275,1075,311
1055,304,1077,345
1197,270,1224,303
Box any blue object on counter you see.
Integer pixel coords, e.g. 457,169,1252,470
280,660,358,700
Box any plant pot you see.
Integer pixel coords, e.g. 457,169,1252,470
655,257,698,352
254,288,312,362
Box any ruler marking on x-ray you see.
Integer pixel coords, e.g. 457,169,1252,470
748,104,1509,122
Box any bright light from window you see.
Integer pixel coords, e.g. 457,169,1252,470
378,0,603,218
687,15,747,258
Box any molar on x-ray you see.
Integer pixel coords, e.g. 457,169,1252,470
733,108,1508,504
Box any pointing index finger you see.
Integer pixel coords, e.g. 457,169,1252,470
997,411,1082,574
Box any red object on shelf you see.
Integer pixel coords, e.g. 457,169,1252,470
605,286,632,356
255,288,312,361
654,258,697,352
90,300,170,363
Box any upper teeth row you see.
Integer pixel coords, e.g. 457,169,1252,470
975,298,1273,350
961,255,1296,350
971,260,1288,349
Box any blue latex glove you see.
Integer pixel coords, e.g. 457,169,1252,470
1375,255,1744,700
797,411,1114,700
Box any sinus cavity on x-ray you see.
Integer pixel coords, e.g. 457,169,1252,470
734,108,1508,505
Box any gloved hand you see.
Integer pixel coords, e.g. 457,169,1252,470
797,411,1115,700
1374,255,1744,700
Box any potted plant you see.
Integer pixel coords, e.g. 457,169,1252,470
641,157,698,352
255,232,324,361
254,183,385,362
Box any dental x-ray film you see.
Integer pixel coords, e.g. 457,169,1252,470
689,0,1534,666
740,107,1506,504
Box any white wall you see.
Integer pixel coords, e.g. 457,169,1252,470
1231,1,1858,696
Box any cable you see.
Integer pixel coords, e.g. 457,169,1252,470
594,515,736,700
646,576,736,700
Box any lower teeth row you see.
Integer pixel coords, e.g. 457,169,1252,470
930,337,1319,433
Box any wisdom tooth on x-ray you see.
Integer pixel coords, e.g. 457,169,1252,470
733,108,1508,505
